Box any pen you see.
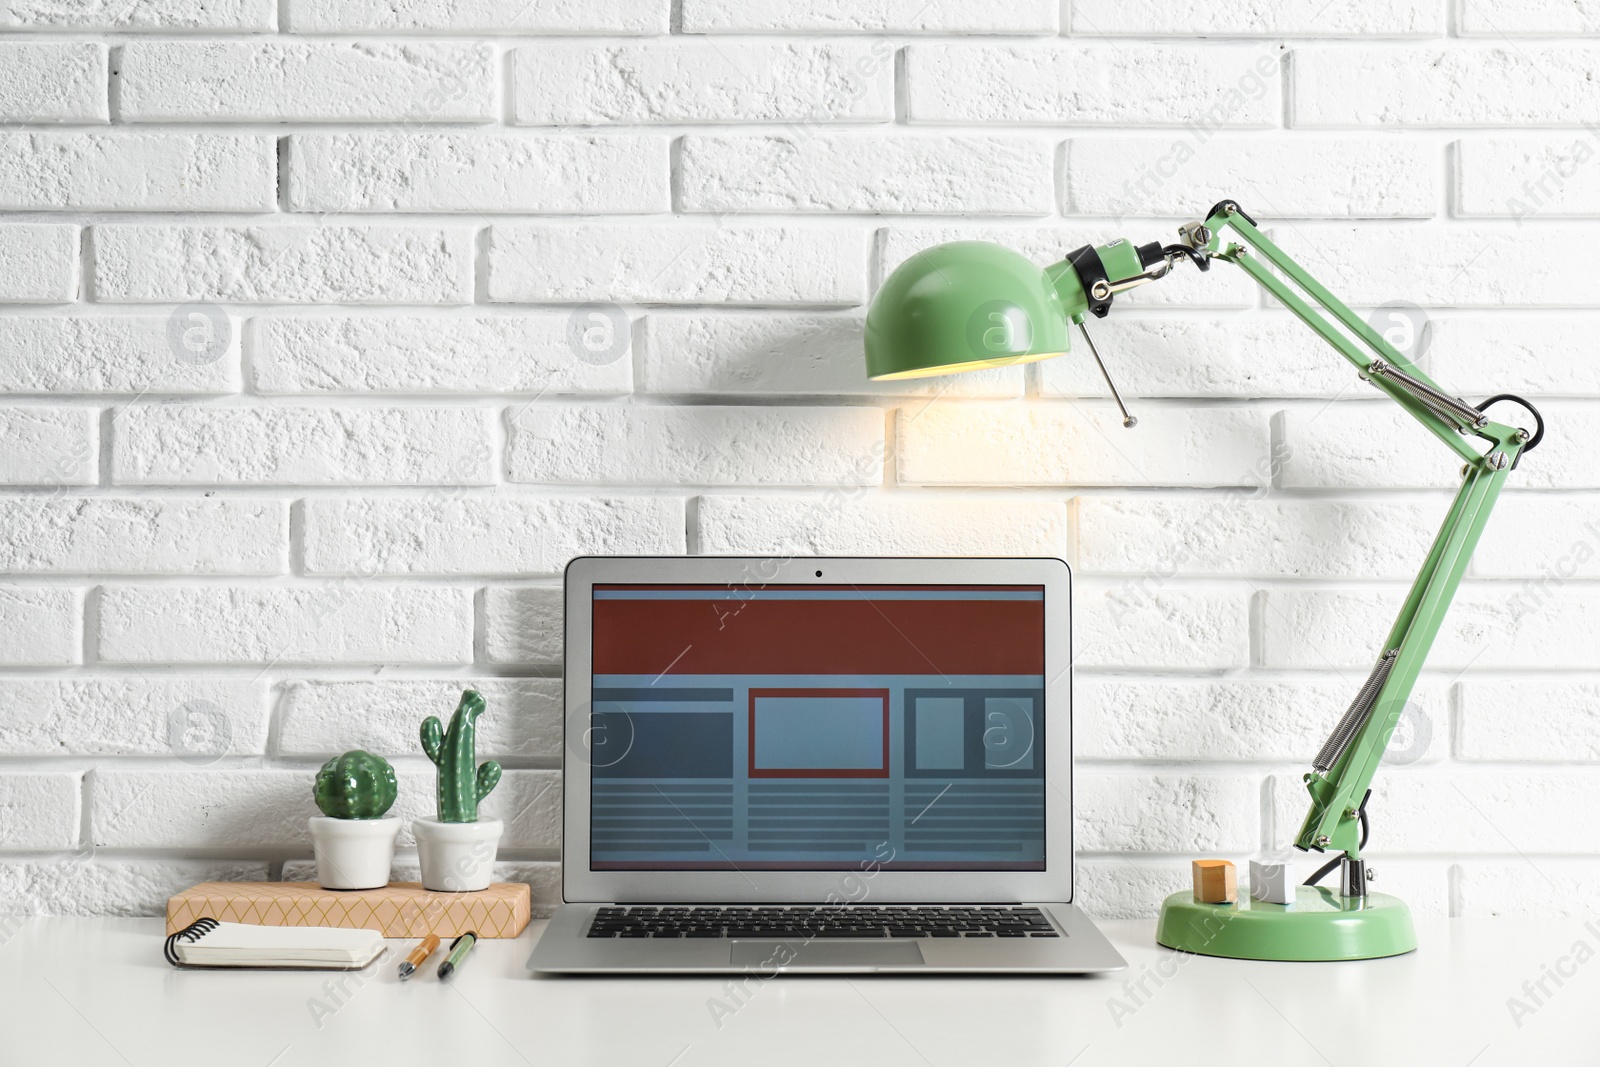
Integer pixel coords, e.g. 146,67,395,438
436,931,477,980
398,933,441,981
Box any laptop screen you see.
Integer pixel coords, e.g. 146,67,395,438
588,584,1046,872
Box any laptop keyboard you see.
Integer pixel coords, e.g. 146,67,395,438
586,905,1060,939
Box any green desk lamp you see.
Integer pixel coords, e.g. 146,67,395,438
865,200,1545,962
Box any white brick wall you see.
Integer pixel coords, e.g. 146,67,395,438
1459,1,1600,35
250,314,631,395
94,225,476,304
1292,46,1600,127
286,134,670,215
0,316,241,393
0,4,1593,923
285,0,662,33
1,0,272,31
1066,136,1439,219
90,766,558,848
0,498,286,573
277,679,561,758
112,406,495,485
1078,678,1448,763
682,0,1057,34
695,495,1067,556
508,404,883,485
1457,137,1600,218
1077,773,1258,853
0,406,97,484
97,585,475,664
301,496,684,574
0,772,82,849
510,42,893,125
0,587,81,665
678,134,1057,215
0,679,267,755
1036,315,1356,397
118,42,497,123
0,43,106,122
1069,0,1440,36
482,586,563,667
487,223,868,305
905,44,1283,126
0,225,78,302
0,133,275,212
897,402,1270,487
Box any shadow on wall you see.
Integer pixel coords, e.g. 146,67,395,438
653,312,870,395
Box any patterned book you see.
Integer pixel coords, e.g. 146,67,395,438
166,881,531,938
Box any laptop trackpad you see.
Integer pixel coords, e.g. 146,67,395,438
730,941,924,968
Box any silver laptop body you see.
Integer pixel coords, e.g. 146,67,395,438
530,556,1127,974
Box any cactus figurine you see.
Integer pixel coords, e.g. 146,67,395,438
421,689,501,823
313,749,398,820
308,749,400,889
414,690,505,890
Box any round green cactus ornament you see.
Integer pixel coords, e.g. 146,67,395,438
313,749,399,820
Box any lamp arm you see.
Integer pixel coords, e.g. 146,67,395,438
1192,202,1538,873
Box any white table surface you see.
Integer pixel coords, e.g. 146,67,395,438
4,915,1598,1066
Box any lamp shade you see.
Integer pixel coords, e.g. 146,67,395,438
864,241,1074,380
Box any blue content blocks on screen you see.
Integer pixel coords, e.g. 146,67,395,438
591,710,733,780
984,697,1035,771
914,698,965,770
588,679,1046,871
752,692,886,774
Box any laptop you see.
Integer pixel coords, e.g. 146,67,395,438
530,556,1126,974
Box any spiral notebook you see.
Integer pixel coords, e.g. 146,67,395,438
165,918,387,970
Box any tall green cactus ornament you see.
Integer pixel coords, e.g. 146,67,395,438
421,689,501,823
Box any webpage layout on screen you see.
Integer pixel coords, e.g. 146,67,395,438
589,585,1047,871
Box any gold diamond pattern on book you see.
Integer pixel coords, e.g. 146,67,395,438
167,882,532,938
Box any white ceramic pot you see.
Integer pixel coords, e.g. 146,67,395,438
308,816,400,890
413,817,503,892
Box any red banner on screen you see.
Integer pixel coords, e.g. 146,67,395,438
593,587,1045,676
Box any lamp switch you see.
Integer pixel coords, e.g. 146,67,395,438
1249,859,1295,905
1191,859,1237,904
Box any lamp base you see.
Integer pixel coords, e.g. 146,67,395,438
1156,886,1416,961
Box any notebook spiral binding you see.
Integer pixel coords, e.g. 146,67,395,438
164,916,220,967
